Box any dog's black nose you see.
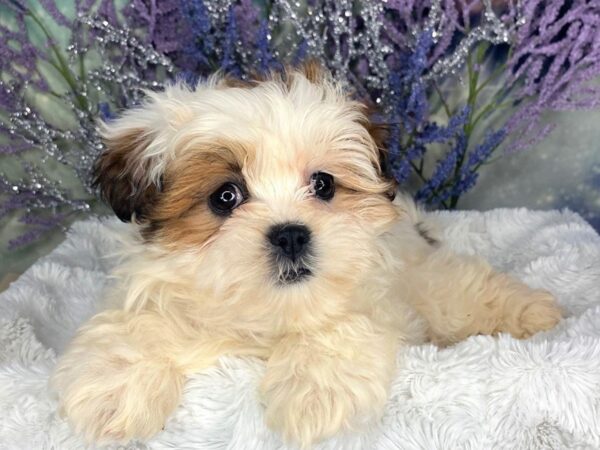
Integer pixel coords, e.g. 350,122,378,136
268,223,311,261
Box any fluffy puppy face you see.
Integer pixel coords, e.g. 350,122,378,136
96,65,398,332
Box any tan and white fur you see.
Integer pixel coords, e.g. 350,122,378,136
52,64,562,448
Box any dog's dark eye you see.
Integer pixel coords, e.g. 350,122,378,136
209,182,245,215
310,172,335,201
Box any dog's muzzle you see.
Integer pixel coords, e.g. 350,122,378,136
267,223,313,284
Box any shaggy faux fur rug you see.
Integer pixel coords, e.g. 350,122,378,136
1,209,600,450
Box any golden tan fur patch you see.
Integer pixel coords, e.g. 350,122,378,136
295,59,327,85
143,150,244,249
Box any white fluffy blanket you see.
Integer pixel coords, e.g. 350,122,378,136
1,209,600,450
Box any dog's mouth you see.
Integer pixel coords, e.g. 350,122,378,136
278,266,312,284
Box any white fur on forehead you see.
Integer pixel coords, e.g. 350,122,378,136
100,70,379,187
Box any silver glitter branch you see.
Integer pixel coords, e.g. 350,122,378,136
0,16,173,248
1,0,558,248
425,0,523,80
264,0,523,106
268,0,393,103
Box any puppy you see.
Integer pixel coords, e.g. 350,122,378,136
52,64,562,448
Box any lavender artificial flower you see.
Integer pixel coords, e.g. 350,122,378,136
416,132,467,205
127,0,187,54
413,107,471,204
387,30,433,142
180,0,213,71
419,106,471,144
386,30,472,206
503,0,600,152
382,0,457,66
129,0,266,78
8,212,69,250
463,128,507,170
97,0,120,26
451,128,507,199
256,19,275,74
221,6,240,76
233,0,261,47
37,0,71,27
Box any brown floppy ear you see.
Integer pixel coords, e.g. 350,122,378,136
93,127,160,223
295,58,328,84
366,120,394,179
361,104,398,200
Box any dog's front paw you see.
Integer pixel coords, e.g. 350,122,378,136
260,354,390,448
515,290,562,338
53,356,182,443
51,313,186,445
498,287,562,339
260,321,396,447
54,373,140,442
262,377,369,448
